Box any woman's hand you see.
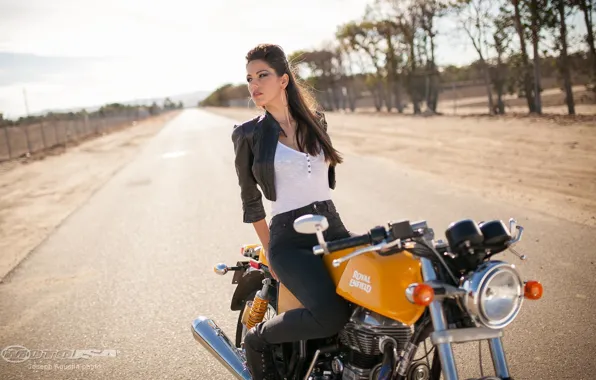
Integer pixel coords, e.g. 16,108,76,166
253,219,278,280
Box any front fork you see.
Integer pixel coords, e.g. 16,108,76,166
419,257,512,380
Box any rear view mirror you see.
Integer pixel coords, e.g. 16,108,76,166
293,214,328,234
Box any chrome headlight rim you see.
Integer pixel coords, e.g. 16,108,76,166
461,261,524,329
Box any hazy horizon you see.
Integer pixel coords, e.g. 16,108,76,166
1,0,584,119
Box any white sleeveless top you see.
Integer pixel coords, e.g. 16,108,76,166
270,141,332,217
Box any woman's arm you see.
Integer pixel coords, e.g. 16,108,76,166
231,124,266,224
231,123,276,277
253,219,270,252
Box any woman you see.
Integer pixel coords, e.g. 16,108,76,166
231,43,352,380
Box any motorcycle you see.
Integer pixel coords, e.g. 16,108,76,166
191,215,543,380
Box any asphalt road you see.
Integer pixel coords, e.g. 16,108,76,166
1,109,594,380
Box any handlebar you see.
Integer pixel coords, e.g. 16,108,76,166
308,217,525,285
313,220,430,256
331,238,404,267
313,233,372,255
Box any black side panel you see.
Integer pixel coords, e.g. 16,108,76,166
230,269,265,311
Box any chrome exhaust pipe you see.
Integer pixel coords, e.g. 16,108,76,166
191,316,252,380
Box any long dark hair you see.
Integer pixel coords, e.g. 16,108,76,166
245,44,343,166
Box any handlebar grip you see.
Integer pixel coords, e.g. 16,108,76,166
325,234,371,253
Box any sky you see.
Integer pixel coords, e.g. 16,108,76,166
0,0,566,119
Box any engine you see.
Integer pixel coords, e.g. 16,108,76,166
337,308,413,380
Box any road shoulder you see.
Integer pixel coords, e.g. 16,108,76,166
0,111,180,281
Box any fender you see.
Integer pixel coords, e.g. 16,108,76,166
230,268,266,311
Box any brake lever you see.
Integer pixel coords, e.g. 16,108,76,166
331,239,402,268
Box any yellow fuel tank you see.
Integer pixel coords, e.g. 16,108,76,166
322,247,425,326
252,243,425,326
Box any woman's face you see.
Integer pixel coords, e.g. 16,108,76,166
246,59,286,108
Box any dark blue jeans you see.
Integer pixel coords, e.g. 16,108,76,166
255,200,352,344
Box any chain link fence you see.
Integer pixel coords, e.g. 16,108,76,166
0,108,162,162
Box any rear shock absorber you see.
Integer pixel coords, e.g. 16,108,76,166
246,278,272,330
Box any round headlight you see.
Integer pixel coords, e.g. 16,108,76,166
461,261,524,329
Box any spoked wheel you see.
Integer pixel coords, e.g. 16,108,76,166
234,289,278,348
405,340,441,380
401,317,441,380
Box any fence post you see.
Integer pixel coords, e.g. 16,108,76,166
23,124,32,155
53,120,59,147
452,82,457,115
3,126,11,159
40,121,47,150
84,113,90,137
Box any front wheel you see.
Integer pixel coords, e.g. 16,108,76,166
399,317,441,380
234,289,278,347
405,342,441,380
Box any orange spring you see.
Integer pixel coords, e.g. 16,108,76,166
246,295,269,330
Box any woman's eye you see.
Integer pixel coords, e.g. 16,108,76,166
259,73,269,78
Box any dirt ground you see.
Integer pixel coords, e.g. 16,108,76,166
206,107,596,229
0,111,180,281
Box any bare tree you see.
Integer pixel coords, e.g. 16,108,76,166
289,48,343,110
417,0,447,112
492,13,514,114
511,0,537,112
338,39,370,111
337,20,389,111
529,0,546,113
556,0,576,114
574,0,596,89
454,0,496,114
397,2,424,114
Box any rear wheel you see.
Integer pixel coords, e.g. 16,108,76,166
234,289,278,347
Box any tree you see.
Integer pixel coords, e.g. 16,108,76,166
289,48,341,110
453,0,496,114
163,97,176,110
337,19,389,111
491,11,514,114
573,0,596,90
376,19,402,112
199,84,236,107
511,0,537,112
336,40,362,111
392,0,425,114
417,0,448,112
555,0,576,114
149,102,161,115
529,0,547,113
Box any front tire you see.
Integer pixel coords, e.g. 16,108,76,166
402,318,441,380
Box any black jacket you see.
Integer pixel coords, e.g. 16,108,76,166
231,110,336,223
